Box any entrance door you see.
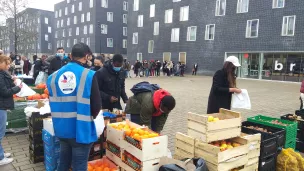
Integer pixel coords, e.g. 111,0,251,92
239,53,260,79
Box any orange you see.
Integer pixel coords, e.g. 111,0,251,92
133,134,140,140
104,167,110,171
138,129,144,135
125,129,132,136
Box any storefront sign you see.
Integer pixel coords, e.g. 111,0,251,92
274,60,296,71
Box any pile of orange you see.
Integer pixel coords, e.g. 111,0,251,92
109,123,159,141
36,83,47,89
87,161,116,171
27,93,49,100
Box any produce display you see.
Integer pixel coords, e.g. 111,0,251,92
209,139,241,152
13,83,49,101
208,116,220,122
244,125,273,134
287,114,303,120
87,161,116,171
268,120,288,126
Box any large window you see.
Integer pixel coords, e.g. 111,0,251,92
107,38,113,47
79,2,82,11
237,0,249,13
67,39,70,48
180,6,189,21
90,0,94,8
123,14,127,24
59,10,62,17
62,29,65,37
61,19,64,27
123,27,127,36
148,40,154,53
107,12,113,22
123,1,128,11
48,43,52,50
87,37,90,46
215,0,226,16
205,24,215,40
273,0,284,8
45,34,48,41
134,0,139,11
89,24,93,34
84,25,87,34
137,53,142,62
154,22,159,35
171,28,180,42
102,0,108,8
101,24,107,34
133,32,138,44
165,9,173,23
246,19,259,38
150,4,155,18
65,7,68,15
69,28,72,36
282,16,296,36
87,12,91,21
67,17,70,26
81,14,85,23
71,5,75,13
187,26,197,41
76,27,79,35
55,31,58,38
123,39,127,48
48,26,52,33
45,17,48,24
138,15,143,27
74,16,77,24
55,11,58,18
74,39,77,45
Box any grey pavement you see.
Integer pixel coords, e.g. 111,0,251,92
0,75,300,171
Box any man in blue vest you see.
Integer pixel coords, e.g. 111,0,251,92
47,43,101,171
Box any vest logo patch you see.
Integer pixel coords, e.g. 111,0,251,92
58,71,77,94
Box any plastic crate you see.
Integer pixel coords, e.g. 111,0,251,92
259,155,277,171
28,112,51,130
285,141,296,149
247,115,297,148
242,121,285,148
29,147,44,163
296,140,304,153
297,129,304,141
280,114,304,130
29,135,43,151
295,109,304,119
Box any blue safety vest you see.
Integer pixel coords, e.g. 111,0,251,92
46,62,98,144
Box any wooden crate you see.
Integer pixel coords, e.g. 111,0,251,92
195,137,249,171
188,109,241,143
121,150,161,171
241,133,261,159
174,132,195,160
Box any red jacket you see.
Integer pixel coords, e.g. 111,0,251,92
153,89,171,117
300,81,304,93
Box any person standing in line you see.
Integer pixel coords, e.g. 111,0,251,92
33,55,48,81
162,61,167,76
180,62,186,77
122,59,129,78
126,61,131,78
92,56,104,71
22,56,32,76
47,43,101,171
156,60,161,77
0,55,22,165
13,55,23,75
192,63,198,75
150,60,156,77
96,54,128,111
47,47,65,75
134,60,141,78
207,56,242,114
166,61,173,76
143,60,149,77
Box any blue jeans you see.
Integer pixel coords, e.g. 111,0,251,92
0,110,7,160
145,69,149,77
57,138,93,171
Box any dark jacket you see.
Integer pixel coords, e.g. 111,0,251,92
207,69,232,114
96,62,128,110
48,56,65,75
23,60,32,75
0,71,21,110
134,62,141,71
33,59,47,80
125,92,168,133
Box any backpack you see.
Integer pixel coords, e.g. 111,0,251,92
130,81,160,95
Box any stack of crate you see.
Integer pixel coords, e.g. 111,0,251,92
7,102,28,130
28,112,51,164
105,121,168,171
174,109,251,171
241,133,261,171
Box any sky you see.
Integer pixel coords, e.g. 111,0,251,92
28,0,62,11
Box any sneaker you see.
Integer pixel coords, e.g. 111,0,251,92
0,157,14,166
4,153,11,158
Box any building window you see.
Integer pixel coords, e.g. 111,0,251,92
180,6,189,21
84,25,87,34
205,24,215,40
74,16,77,24
154,22,159,35
67,0,70,3
150,4,155,18
179,52,187,64
246,19,259,38
123,1,128,11
86,37,90,46
173,0,181,2
273,0,284,8
123,14,127,24
59,9,62,17
165,9,173,23
138,15,143,27
133,32,138,44
76,27,79,35
69,28,72,36
55,11,58,18
62,29,65,37
148,40,154,53
45,34,48,41
282,15,296,36
79,2,82,11
45,17,48,24
48,26,52,33
37,17,40,23
81,14,85,23
123,27,127,36
187,26,197,41
71,5,75,13
87,12,91,21
67,17,70,26
107,38,113,47
237,0,249,13
171,28,180,42
102,0,108,8
55,31,58,38
215,0,226,16
134,0,139,11
74,39,77,44
89,24,93,34
61,19,64,27
123,39,127,48
107,12,113,22
65,7,68,15
101,24,107,34
81,38,84,43
48,43,52,50
90,0,94,8
136,53,143,62
67,39,70,48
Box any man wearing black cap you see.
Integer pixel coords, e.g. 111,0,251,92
47,43,101,171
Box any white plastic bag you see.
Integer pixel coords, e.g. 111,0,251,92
15,79,36,97
94,111,105,136
35,71,48,85
231,89,251,109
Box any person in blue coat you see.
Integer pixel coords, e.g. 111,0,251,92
47,43,101,171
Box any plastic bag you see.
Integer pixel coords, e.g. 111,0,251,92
159,164,185,171
35,71,48,85
287,148,304,171
15,79,36,97
277,149,299,171
231,89,251,109
94,112,105,136
159,158,208,171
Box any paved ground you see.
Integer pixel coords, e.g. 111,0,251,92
0,75,300,171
